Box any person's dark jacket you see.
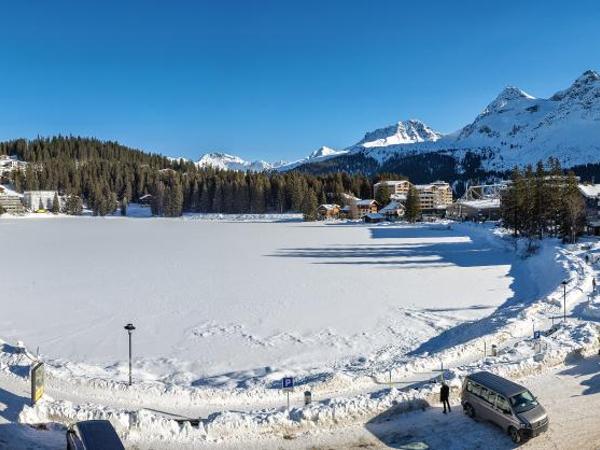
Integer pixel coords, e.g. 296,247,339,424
440,384,450,401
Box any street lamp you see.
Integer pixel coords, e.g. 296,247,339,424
124,323,136,386
561,280,568,322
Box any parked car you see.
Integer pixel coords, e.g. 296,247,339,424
66,420,125,450
461,371,548,444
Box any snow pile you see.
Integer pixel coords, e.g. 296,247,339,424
18,321,599,446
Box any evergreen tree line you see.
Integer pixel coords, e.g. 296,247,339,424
3,136,404,218
500,158,586,243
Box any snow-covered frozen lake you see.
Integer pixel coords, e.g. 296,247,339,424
0,218,545,387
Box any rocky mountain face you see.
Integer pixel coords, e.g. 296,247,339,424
295,70,600,181
193,71,600,183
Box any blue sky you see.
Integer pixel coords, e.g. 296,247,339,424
0,0,599,162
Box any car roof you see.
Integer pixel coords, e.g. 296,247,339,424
75,420,125,450
467,371,527,398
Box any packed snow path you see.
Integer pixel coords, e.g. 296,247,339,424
4,354,600,449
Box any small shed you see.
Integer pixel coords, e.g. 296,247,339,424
139,194,153,206
363,212,385,223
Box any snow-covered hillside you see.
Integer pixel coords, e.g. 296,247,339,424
194,146,348,172
192,71,600,175
356,119,442,149
195,152,287,172
343,70,600,171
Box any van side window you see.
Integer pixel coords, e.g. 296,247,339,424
466,381,473,392
480,386,490,402
486,391,498,406
471,382,482,397
496,395,511,414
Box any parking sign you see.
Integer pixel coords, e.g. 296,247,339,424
534,330,541,339
282,377,294,391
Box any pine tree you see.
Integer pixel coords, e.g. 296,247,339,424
301,189,318,221
405,186,421,222
375,184,390,207
199,182,212,212
559,172,586,243
51,192,60,214
65,195,83,215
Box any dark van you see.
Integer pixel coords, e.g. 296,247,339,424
66,420,125,450
461,371,548,444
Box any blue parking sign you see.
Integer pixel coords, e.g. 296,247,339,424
534,330,541,339
282,377,294,391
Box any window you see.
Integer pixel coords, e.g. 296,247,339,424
496,396,511,414
485,390,497,406
480,387,490,402
466,381,473,392
510,390,538,413
471,382,482,397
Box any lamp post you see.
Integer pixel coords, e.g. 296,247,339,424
561,280,568,322
124,323,136,386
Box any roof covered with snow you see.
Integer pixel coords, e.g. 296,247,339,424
318,204,340,210
356,199,377,206
579,184,600,198
380,201,405,213
455,198,501,209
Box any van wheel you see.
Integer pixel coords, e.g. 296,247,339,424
509,427,522,444
464,403,475,418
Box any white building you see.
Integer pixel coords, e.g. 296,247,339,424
373,180,411,201
23,191,62,211
414,181,453,210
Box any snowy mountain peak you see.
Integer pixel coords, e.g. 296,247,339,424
357,119,442,148
308,146,341,159
574,69,600,85
482,86,535,115
196,152,285,172
551,69,600,101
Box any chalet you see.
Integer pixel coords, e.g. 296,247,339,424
578,184,600,234
379,200,405,220
356,199,378,217
317,204,340,220
339,205,352,219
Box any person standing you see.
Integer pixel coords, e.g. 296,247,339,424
440,382,451,414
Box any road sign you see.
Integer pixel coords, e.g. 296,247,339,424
30,361,44,405
282,377,294,391
534,330,541,339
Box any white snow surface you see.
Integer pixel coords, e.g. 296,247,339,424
0,220,534,387
4,220,600,448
